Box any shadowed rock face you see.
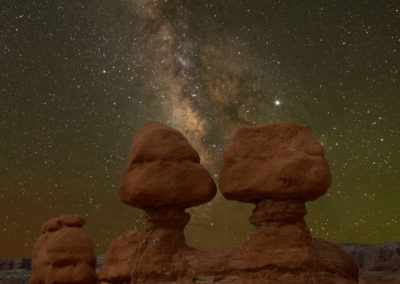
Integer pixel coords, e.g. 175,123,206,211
313,238,359,282
30,214,97,284
99,121,358,283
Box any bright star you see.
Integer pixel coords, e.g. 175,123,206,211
275,100,281,106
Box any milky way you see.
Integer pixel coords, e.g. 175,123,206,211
1,0,399,256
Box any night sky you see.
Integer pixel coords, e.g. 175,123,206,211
1,0,399,257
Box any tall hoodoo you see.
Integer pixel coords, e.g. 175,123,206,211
99,121,216,283
219,121,357,283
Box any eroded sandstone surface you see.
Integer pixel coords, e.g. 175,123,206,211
30,214,97,284
97,121,359,284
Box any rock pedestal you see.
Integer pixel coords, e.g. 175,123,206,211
243,199,319,275
130,207,191,282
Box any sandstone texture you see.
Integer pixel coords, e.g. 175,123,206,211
98,231,142,282
219,121,332,202
4,242,400,283
30,214,97,284
313,238,359,283
119,121,216,209
100,122,218,283
98,121,359,284
215,121,354,283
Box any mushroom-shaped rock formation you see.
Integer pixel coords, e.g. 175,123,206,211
119,121,216,209
30,214,97,284
218,121,358,283
99,121,358,283
99,121,216,283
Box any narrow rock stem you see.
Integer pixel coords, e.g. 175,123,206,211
249,198,307,228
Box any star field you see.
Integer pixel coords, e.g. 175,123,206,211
1,0,399,257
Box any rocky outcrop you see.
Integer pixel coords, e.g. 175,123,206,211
98,121,359,283
0,270,30,284
4,242,400,283
0,257,105,284
339,242,400,273
30,214,97,284
313,238,359,283
0,258,31,284
97,231,141,281
339,242,400,284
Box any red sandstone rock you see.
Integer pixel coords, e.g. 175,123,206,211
41,213,85,233
129,207,192,282
99,231,143,282
30,214,97,284
99,208,192,283
225,198,321,281
219,121,331,202
119,121,216,209
215,121,357,283
101,122,216,283
99,121,358,284
313,238,359,283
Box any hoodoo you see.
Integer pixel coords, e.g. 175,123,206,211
86,121,357,283
99,121,216,283
30,214,97,284
219,121,358,283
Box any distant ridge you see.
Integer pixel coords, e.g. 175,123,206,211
338,242,400,273
338,242,400,284
0,258,31,271
0,256,104,271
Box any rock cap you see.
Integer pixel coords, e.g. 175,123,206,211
219,121,331,202
41,213,85,233
119,121,216,209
